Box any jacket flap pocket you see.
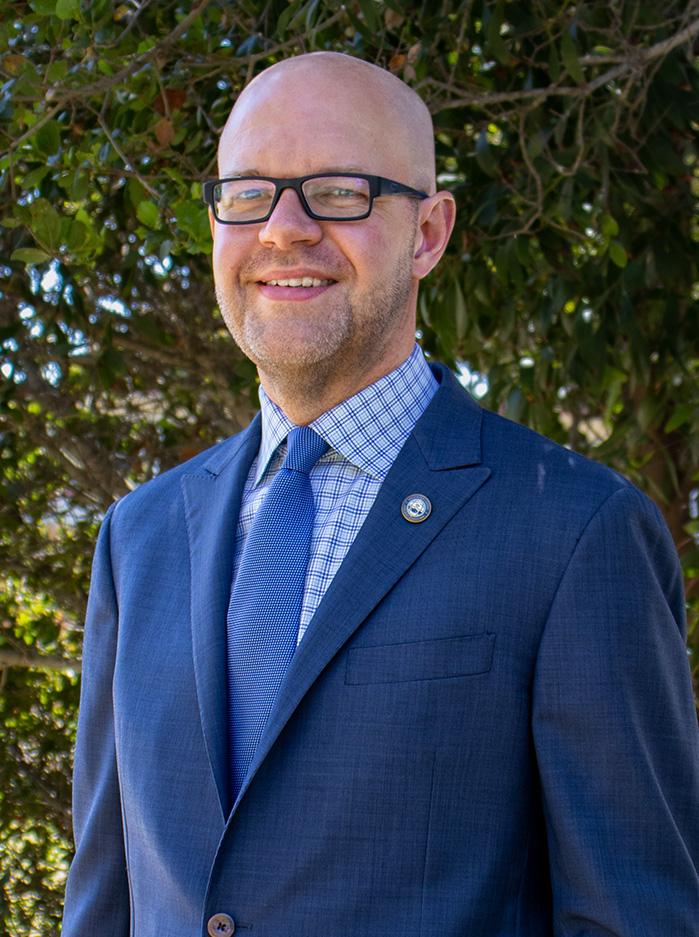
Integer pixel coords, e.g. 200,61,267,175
345,632,495,685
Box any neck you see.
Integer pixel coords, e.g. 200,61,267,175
258,339,415,425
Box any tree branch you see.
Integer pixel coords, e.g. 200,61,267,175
51,0,215,101
0,649,81,672
92,108,162,201
431,15,699,114
1,0,215,161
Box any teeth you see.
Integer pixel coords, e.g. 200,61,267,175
264,277,333,287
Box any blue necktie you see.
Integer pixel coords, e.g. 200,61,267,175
226,425,329,800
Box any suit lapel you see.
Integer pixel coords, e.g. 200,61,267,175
233,367,491,810
181,415,261,819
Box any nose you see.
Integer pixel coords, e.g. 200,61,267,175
258,187,323,250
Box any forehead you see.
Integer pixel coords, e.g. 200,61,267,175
219,71,414,181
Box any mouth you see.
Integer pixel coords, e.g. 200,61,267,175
255,274,337,301
261,276,335,288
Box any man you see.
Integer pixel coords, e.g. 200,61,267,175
63,52,699,936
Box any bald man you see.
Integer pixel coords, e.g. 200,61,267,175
63,52,699,937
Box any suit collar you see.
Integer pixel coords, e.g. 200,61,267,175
199,360,482,479
195,412,262,477
412,361,483,469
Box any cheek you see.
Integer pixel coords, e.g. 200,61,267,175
339,226,395,280
211,239,230,277
211,229,247,277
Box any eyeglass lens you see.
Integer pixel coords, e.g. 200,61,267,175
214,176,371,222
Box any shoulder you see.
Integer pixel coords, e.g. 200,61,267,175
480,405,627,496
429,362,629,506
477,405,680,567
109,427,251,526
425,364,651,533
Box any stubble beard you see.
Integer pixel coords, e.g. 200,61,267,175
215,240,416,403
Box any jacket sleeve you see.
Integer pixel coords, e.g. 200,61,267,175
62,500,131,936
532,485,699,936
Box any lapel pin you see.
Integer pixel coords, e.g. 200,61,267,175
401,493,432,524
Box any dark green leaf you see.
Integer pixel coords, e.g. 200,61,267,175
357,0,381,33
665,405,692,433
136,201,160,229
35,121,61,156
55,0,80,20
29,199,62,250
276,0,303,37
22,166,51,189
475,132,499,177
609,241,628,268
10,247,52,264
561,30,584,84
485,4,511,66
28,0,56,12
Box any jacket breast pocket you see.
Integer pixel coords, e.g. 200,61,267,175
345,632,496,686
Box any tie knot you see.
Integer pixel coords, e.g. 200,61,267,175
284,426,329,475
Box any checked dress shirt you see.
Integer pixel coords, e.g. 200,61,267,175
230,343,438,644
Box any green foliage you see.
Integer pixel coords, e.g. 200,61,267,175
0,0,697,928
0,582,78,930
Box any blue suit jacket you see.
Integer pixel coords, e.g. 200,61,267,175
63,363,699,936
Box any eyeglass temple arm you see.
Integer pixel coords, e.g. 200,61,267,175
377,178,429,199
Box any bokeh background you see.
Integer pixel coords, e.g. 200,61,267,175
1,0,698,929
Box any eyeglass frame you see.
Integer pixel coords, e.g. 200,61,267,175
202,172,429,224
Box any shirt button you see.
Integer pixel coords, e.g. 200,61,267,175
207,913,236,935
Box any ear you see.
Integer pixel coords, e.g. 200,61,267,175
411,192,456,280
208,207,216,239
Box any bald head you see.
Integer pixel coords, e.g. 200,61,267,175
219,52,436,194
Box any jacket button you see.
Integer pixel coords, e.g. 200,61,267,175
207,913,236,935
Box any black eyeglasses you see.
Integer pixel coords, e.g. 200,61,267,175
202,173,428,224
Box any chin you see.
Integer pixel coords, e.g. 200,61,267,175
254,345,337,374
244,322,350,370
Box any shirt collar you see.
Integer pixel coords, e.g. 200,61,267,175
254,343,438,485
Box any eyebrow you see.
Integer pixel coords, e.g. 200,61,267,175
220,167,370,178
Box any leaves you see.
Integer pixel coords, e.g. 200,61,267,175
55,0,81,20
136,200,160,229
665,405,693,433
358,0,382,33
485,3,512,66
560,29,584,84
154,117,174,148
10,248,52,265
0,1,698,927
27,199,62,252
174,199,211,252
35,121,61,156
475,131,499,177
608,241,628,268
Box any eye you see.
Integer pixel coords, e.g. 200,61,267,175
319,185,364,200
330,187,361,199
301,175,371,215
235,187,267,201
219,187,268,206
216,181,274,208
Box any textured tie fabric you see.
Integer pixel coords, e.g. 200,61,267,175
226,425,329,801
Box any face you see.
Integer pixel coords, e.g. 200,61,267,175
210,67,424,393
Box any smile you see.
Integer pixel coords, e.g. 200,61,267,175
255,278,337,302
260,277,335,287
